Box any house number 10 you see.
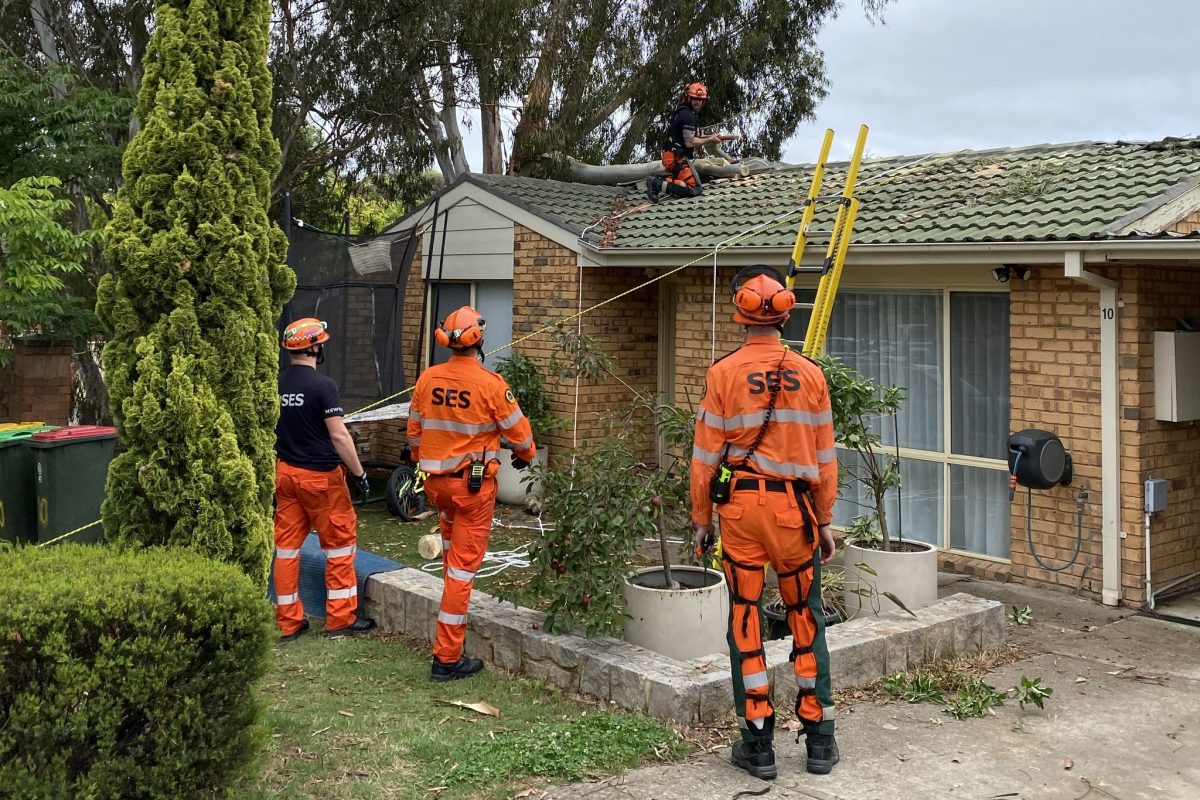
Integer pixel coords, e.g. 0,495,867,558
1101,307,1115,320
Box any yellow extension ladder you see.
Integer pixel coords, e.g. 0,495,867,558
785,125,869,357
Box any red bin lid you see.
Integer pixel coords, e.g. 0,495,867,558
29,425,118,442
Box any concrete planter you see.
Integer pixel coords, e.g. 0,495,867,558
843,540,938,616
622,565,729,661
495,446,548,506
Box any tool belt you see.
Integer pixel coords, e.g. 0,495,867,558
733,477,802,493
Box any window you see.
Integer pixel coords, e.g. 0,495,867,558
426,281,513,366
784,288,1011,559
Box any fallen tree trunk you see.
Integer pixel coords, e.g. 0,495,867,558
566,156,753,185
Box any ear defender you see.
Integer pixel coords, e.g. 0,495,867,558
434,310,486,349
731,265,795,315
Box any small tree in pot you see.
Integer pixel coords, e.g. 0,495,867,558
815,355,935,615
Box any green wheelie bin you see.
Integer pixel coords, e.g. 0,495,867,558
26,425,119,545
0,424,59,543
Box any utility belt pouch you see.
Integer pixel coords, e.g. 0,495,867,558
710,462,734,505
467,460,486,493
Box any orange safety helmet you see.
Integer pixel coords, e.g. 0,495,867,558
282,317,330,350
435,306,487,350
685,82,708,102
731,265,795,326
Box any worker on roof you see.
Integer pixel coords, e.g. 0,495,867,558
408,306,538,681
690,266,840,781
647,81,737,202
274,317,377,641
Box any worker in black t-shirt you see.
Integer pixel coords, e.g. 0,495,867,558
273,317,376,641
647,82,737,201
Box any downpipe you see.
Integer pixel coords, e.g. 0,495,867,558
1063,251,1121,607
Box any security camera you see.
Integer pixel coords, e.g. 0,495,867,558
991,266,1010,283
1011,266,1031,281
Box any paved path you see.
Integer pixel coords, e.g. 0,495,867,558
543,578,1200,800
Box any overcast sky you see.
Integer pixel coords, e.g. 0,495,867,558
784,0,1200,163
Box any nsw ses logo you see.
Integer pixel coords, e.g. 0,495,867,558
746,369,801,395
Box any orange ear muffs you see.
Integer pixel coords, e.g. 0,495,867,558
435,306,487,350
434,326,451,348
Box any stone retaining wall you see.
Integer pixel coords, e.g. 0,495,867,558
365,568,1005,724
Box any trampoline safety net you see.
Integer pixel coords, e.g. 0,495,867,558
281,224,418,414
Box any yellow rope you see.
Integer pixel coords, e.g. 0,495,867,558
34,519,102,548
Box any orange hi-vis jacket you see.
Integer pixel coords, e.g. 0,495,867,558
690,337,837,526
408,353,537,474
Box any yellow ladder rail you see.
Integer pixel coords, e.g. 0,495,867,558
798,124,869,357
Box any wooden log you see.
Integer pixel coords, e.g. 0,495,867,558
565,156,752,185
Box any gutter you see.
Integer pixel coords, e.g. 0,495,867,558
1063,250,1122,607
576,237,1200,269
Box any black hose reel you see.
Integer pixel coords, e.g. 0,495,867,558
1007,429,1073,490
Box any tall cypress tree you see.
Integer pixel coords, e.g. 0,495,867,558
97,0,295,585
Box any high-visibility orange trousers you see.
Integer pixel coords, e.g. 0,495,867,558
718,480,835,741
661,149,702,197
424,473,497,663
273,461,360,635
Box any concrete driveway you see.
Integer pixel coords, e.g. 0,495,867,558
543,577,1200,800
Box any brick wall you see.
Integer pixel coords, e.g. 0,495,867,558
511,226,658,457
4,338,74,425
1009,263,1200,606
1118,266,1200,602
1170,210,1200,234
1007,269,1106,598
671,267,745,407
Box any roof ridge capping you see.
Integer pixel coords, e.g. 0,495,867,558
779,135,1200,170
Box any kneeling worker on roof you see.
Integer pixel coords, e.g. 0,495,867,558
690,266,840,781
647,81,737,202
408,307,537,681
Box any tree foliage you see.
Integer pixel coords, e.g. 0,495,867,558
97,0,294,584
0,176,99,353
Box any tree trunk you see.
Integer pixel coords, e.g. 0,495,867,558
565,156,752,185
29,0,67,100
480,96,504,174
436,45,470,177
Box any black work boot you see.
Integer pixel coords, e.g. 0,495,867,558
731,716,776,781
645,176,662,203
431,654,485,682
326,617,376,638
279,619,309,643
805,733,840,775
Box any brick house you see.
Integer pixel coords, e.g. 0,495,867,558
382,137,1200,610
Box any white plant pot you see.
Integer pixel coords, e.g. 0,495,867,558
622,565,729,661
842,540,938,616
495,446,548,506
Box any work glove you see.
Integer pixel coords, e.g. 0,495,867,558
357,471,371,498
510,453,531,470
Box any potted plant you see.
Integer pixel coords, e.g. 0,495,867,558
816,355,938,616
493,350,560,505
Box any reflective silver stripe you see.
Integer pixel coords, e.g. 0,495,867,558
719,408,833,430
275,593,299,605
822,705,837,721
796,675,817,689
498,408,525,429
420,450,502,473
446,566,475,582
743,671,769,691
817,448,836,463
420,456,467,472
410,436,421,445
437,610,467,626
275,548,301,559
504,435,534,453
691,444,724,465
409,410,423,423
326,586,358,600
323,544,356,559
441,538,452,550
423,418,499,435
744,452,821,481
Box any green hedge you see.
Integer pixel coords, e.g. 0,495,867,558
0,545,274,799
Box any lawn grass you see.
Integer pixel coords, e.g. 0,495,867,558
239,630,690,799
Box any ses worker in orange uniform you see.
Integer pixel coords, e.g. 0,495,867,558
274,318,376,641
690,266,840,781
408,306,537,682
